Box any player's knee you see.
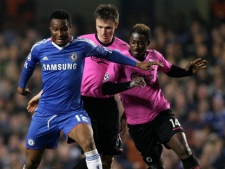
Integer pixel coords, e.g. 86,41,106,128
25,155,43,169
80,139,95,152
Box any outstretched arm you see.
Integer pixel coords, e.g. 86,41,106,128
27,90,43,113
86,44,164,71
166,58,207,78
102,77,146,95
136,61,164,70
185,58,207,74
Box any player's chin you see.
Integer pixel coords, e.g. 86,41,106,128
56,40,67,46
131,53,140,58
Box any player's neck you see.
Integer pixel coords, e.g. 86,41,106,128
130,52,147,62
137,54,146,62
95,33,114,46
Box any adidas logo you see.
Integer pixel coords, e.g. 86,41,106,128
43,56,48,60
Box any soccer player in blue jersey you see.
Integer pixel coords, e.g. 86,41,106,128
27,4,129,169
17,9,163,169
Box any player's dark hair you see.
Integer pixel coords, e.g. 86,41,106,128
49,9,72,25
94,4,119,23
129,24,151,40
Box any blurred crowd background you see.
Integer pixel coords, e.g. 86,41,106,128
0,0,225,169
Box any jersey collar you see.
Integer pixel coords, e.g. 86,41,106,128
50,36,73,50
95,33,115,47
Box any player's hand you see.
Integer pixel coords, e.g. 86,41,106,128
136,61,164,70
130,77,146,88
27,91,42,113
17,86,31,96
27,97,39,114
185,58,207,74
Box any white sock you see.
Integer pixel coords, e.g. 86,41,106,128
85,149,102,169
23,165,25,169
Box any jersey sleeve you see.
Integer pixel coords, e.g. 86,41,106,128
102,62,131,95
19,45,40,88
103,62,122,83
83,39,136,67
154,50,172,73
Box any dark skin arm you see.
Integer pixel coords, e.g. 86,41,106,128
136,61,164,70
185,58,207,74
17,86,31,96
166,58,208,78
102,77,146,95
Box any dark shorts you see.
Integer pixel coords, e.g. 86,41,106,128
128,109,184,165
81,96,122,155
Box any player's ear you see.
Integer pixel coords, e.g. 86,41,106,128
147,40,150,46
115,22,119,29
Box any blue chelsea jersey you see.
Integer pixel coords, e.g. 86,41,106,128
19,36,136,114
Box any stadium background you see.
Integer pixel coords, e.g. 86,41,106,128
0,0,225,168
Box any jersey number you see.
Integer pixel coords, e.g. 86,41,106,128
75,115,88,122
169,119,180,128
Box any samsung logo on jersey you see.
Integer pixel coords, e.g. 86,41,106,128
43,63,77,71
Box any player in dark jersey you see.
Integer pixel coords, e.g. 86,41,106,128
102,24,207,169
79,4,129,169
17,10,162,169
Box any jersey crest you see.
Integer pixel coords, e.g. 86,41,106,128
70,52,78,62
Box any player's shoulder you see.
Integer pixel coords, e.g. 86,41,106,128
146,49,163,60
114,36,129,46
31,38,51,51
120,49,130,56
79,33,95,39
112,37,129,52
79,34,98,44
74,36,97,47
146,49,163,59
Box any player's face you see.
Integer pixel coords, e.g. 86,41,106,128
49,19,71,46
96,18,118,44
129,32,150,59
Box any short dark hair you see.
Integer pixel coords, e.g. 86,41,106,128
94,4,119,23
49,9,72,25
129,24,151,40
